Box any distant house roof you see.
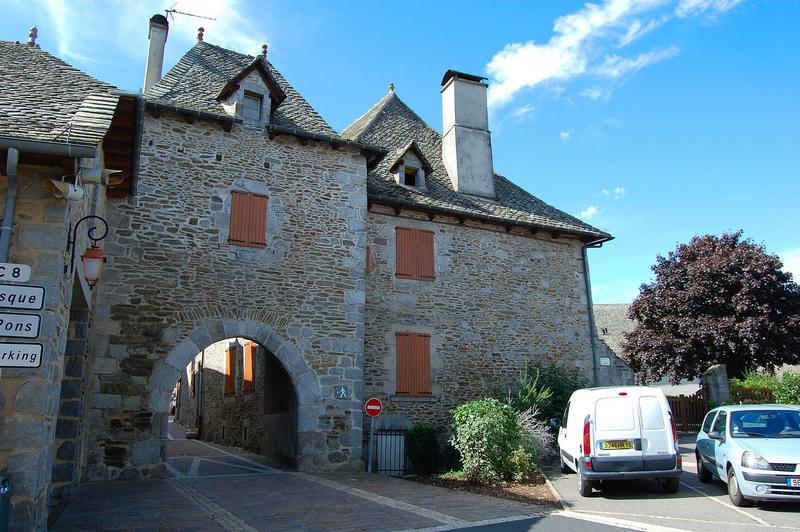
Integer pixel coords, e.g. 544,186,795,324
341,90,611,240
145,41,339,139
0,40,120,148
593,303,635,356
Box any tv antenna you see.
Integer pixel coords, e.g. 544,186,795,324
164,3,217,23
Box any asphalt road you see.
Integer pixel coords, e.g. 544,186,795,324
546,436,800,532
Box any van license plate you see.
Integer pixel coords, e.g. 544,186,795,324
786,478,800,487
600,440,633,450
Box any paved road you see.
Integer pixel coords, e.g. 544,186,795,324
546,435,800,532
52,422,647,531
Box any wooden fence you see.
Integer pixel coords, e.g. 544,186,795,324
667,387,709,432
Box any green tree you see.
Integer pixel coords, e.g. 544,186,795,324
622,231,800,383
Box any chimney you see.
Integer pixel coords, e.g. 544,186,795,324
143,14,169,93
440,70,495,198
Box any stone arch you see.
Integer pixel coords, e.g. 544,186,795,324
148,318,320,460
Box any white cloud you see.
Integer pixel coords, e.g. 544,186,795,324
511,103,537,120
559,130,573,142
485,0,744,108
580,206,601,220
613,186,626,198
595,46,680,78
780,248,800,280
676,0,744,18
601,188,611,196
581,87,607,101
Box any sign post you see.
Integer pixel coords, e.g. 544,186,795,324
364,398,383,473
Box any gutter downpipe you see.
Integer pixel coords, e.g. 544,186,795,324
0,148,19,263
582,236,613,386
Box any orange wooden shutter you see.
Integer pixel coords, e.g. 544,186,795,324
229,191,268,247
416,230,435,280
396,333,431,396
243,342,256,393
224,348,235,396
396,228,414,279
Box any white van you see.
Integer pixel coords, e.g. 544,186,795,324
557,386,682,496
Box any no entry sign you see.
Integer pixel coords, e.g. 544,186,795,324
364,398,383,417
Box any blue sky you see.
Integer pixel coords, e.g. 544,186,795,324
3,0,798,303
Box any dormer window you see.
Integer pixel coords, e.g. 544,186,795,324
242,91,263,123
404,166,418,187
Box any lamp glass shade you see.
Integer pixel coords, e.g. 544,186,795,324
81,245,106,282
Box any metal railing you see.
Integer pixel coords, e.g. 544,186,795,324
374,429,407,477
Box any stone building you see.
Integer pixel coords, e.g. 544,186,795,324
0,14,624,530
0,35,140,530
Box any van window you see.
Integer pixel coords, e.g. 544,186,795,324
639,396,664,430
563,401,570,426
701,411,716,434
596,397,635,431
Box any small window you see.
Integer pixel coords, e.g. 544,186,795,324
396,228,435,281
224,347,235,397
243,342,256,393
701,411,716,434
396,332,431,396
711,411,727,438
563,401,571,426
242,91,262,122
229,191,268,248
404,167,417,186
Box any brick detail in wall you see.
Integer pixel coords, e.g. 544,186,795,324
395,227,435,280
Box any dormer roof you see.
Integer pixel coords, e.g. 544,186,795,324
214,56,286,107
388,140,433,175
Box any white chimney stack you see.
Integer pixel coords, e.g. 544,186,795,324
143,14,169,93
440,70,495,198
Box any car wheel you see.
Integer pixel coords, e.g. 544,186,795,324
727,467,751,507
577,463,593,497
662,477,680,494
696,452,712,483
560,452,572,474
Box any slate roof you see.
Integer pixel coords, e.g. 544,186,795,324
341,91,611,239
593,303,635,356
146,41,339,138
0,40,120,147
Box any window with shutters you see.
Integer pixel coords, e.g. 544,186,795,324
396,332,432,396
243,342,256,393
224,347,235,397
395,228,435,281
229,191,268,248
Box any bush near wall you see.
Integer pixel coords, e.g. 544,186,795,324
729,371,800,405
406,423,440,475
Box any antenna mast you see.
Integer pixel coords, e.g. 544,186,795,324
164,5,217,23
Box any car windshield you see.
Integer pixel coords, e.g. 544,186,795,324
730,410,800,438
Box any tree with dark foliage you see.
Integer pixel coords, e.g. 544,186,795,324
622,231,800,383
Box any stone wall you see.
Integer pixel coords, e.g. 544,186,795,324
0,160,108,531
364,205,596,429
86,111,368,480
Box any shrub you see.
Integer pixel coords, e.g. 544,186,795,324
514,362,553,414
525,361,588,423
450,398,522,482
775,372,800,405
406,423,439,475
509,446,533,482
517,407,555,468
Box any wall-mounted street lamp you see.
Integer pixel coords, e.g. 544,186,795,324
65,215,108,288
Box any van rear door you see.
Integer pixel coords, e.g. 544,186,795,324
593,395,644,472
638,394,676,470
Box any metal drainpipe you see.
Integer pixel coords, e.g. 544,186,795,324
0,148,20,263
582,244,600,386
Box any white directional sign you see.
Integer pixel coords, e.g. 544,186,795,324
0,342,42,368
0,263,31,282
0,284,45,310
0,312,41,339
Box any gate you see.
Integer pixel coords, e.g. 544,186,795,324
374,429,407,477
667,387,709,432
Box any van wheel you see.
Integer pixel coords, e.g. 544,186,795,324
661,478,680,494
560,455,572,474
727,467,751,507
696,452,712,483
577,465,593,497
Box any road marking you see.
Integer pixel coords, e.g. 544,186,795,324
680,481,771,527
187,457,201,477
399,512,552,531
168,479,257,532
298,473,467,526
167,433,174,440
558,510,689,532
198,457,280,474
164,461,185,479
574,509,790,529
189,438,281,472
174,471,278,480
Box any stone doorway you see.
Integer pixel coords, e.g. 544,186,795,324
171,337,297,467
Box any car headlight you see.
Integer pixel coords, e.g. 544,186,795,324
742,451,770,470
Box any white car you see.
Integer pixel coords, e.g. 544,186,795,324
557,386,682,496
696,404,800,506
